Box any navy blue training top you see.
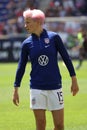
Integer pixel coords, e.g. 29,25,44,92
14,29,76,90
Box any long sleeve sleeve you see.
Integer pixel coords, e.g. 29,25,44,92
14,43,29,87
55,34,76,77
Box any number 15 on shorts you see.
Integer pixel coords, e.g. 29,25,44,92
57,91,64,104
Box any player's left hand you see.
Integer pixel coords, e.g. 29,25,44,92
71,83,79,96
71,76,79,96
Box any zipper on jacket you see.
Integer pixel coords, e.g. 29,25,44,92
39,37,42,49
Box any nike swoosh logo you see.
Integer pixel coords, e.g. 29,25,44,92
45,45,50,48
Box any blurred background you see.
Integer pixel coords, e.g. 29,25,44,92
0,0,87,62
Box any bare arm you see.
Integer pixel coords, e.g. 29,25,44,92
13,87,19,106
71,76,79,96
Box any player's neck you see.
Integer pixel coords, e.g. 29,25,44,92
34,27,43,37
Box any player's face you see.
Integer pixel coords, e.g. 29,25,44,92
24,18,39,34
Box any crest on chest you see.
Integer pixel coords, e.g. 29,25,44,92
44,38,50,44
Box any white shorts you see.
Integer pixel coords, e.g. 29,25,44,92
30,88,64,111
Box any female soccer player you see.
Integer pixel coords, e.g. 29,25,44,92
13,9,79,130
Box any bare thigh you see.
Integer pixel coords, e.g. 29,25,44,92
33,109,46,130
51,108,64,129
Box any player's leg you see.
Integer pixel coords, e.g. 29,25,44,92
47,89,64,130
33,109,46,130
30,89,47,130
52,108,64,130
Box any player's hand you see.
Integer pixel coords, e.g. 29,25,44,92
71,76,79,96
13,89,19,106
71,84,79,96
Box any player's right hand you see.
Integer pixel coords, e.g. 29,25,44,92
13,91,19,106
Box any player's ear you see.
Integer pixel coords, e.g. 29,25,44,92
37,20,42,26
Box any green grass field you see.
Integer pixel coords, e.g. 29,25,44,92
0,60,87,130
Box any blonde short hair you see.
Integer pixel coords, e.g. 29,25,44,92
23,9,45,24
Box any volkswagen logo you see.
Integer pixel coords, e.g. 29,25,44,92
38,55,49,66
